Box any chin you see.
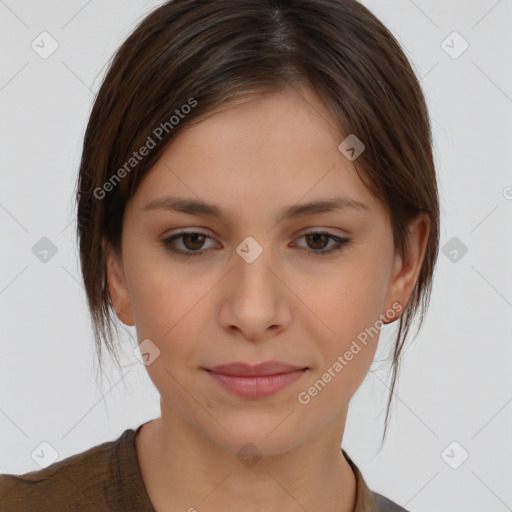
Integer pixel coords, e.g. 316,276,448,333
202,414,309,458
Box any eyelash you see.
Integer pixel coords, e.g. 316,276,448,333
161,230,351,258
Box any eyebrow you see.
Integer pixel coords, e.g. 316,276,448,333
142,195,371,221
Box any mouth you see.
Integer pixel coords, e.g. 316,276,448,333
206,361,308,376
203,361,308,399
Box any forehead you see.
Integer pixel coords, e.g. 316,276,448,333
129,86,385,221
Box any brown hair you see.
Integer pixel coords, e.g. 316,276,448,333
76,0,440,446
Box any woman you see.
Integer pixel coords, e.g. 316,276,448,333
0,0,439,510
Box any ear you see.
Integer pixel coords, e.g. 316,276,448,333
383,213,430,322
105,241,135,326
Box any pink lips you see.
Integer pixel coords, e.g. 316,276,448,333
205,361,308,399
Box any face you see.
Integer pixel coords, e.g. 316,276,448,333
107,85,428,456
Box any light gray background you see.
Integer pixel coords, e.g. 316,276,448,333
1,1,511,511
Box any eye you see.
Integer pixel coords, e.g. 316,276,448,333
161,230,351,258
162,230,217,257
293,231,351,256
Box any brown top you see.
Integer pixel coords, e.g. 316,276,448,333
0,423,409,511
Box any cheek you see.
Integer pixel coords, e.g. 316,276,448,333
297,247,392,398
307,252,392,342
297,278,381,410
123,239,205,343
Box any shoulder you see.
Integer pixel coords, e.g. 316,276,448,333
373,491,411,511
341,448,411,512
0,427,142,512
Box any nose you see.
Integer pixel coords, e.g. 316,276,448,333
217,237,292,342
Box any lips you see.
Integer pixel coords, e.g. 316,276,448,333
204,361,308,399
206,361,307,377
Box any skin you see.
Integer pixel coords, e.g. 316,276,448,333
106,84,430,512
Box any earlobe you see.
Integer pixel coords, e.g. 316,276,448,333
383,213,430,322
105,242,135,326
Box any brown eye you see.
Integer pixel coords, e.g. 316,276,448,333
181,233,207,250
162,230,350,259
162,231,217,257
294,231,351,257
305,233,330,250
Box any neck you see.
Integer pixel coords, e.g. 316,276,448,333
135,403,356,512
